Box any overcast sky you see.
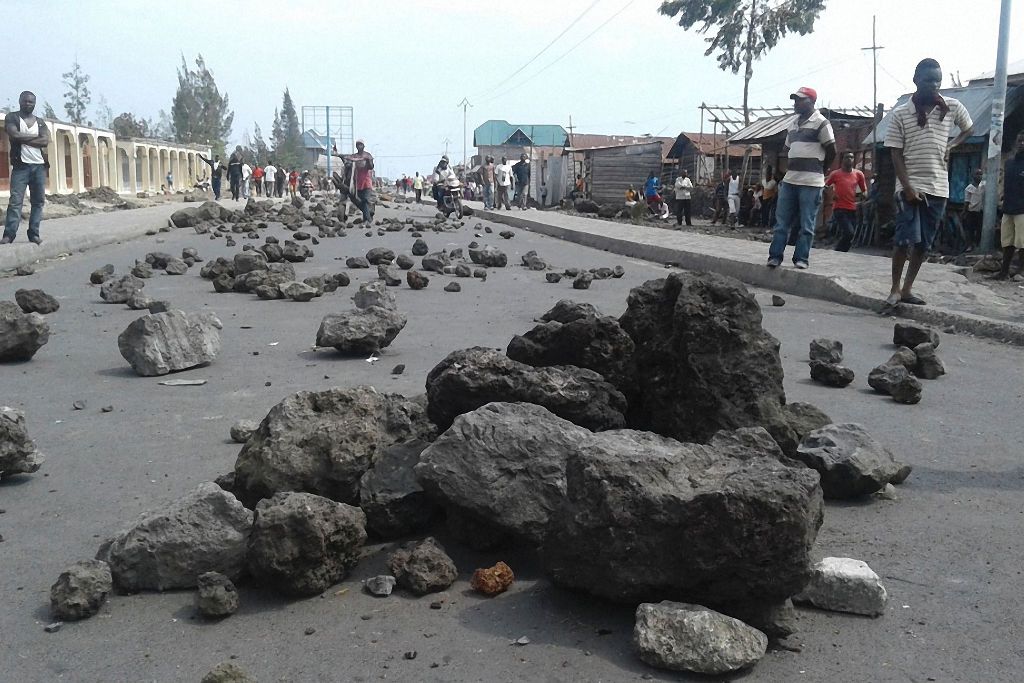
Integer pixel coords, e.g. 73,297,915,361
6,0,1021,179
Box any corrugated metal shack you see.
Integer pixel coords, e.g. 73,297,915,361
566,141,665,205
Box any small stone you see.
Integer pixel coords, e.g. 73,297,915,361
196,571,239,618
364,575,397,597
101,406,113,413
572,272,593,290
809,338,843,364
230,419,259,444
346,256,371,269
404,651,417,660
395,254,415,270
514,636,530,646
391,364,406,375
147,301,172,314
50,559,112,621
201,662,256,683
305,627,316,635
633,602,767,674
388,537,457,595
17,265,35,276
44,622,63,633
794,557,888,617
771,295,786,306
72,400,86,410
15,289,60,314
809,360,854,388
407,270,430,290
444,282,461,293
470,561,515,596
893,322,940,349
912,343,946,380
90,265,115,285
473,268,487,280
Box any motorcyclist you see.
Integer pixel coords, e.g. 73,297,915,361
432,156,460,208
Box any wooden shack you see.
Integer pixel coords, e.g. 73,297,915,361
566,141,665,205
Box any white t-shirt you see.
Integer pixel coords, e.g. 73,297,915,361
18,116,44,165
264,165,277,183
674,176,692,200
728,176,740,196
495,163,513,187
965,180,985,212
242,163,252,180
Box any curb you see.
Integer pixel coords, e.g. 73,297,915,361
475,208,1024,347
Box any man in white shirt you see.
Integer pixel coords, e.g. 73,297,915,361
673,169,693,227
241,161,252,199
263,161,277,198
962,169,984,248
727,171,740,225
494,156,513,211
3,91,50,245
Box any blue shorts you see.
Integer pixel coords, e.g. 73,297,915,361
894,192,946,250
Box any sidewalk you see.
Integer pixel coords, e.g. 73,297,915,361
469,203,1024,346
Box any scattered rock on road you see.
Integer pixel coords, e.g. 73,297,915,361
117,310,223,376
316,307,407,355
196,571,239,618
359,440,439,539
99,274,145,304
868,362,923,404
0,302,50,361
771,294,786,306
809,360,855,387
49,559,112,621
229,419,259,444
388,537,458,595
0,406,45,477
364,575,396,597
201,661,256,683
795,423,907,498
633,601,768,674
794,557,888,616
809,338,843,364
90,264,115,284
912,342,946,379
893,322,939,349
15,289,60,314
470,561,515,596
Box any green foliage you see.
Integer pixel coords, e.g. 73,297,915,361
94,95,114,129
171,54,234,157
272,88,305,170
43,101,57,120
252,123,271,166
111,112,150,139
62,60,92,124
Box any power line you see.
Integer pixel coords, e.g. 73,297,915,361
476,0,636,106
473,0,602,100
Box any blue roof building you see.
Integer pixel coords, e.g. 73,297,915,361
473,120,568,148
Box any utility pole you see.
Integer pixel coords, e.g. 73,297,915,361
981,0,1012,253
861,15,884,176
457,97,472,173
442,137,451,158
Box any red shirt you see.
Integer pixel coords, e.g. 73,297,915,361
825,168,867,211
348,152,374,190
253,167,264,179
289,171,298,185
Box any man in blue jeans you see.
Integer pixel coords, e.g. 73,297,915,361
3,91,50,245
767,87,835,269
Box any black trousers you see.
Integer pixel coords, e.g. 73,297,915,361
229,173,241,200
675,198,692,226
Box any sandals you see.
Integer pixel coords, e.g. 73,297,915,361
900,294,927,305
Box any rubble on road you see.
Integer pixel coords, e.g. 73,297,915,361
470,561,515,596
50,559,112,621
809,360,855,387
387,536,458,595
196,571,239,618
809,338,843,363
796,423,910,498
795,557,888,616
0,301,50,361
117,310,223,376
15,288,60,314
0,406,45,477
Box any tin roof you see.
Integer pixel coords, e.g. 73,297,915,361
474,120,568,147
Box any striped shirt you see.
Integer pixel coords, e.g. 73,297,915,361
884,96,972,198
782,110,835,187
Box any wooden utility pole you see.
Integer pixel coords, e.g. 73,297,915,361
861,16,884,175
457,98,472,173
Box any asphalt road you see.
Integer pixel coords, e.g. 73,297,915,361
1,199,1022,682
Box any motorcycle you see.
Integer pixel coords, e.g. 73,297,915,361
436,181,464,219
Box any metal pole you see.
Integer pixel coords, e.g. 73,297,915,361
326,105,331,182
861,15,884,181
981,0,1012,252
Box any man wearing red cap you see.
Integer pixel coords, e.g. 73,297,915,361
767,86,835,269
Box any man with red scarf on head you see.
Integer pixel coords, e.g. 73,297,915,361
883,58,973,307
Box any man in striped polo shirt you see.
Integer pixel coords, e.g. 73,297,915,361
884,58,973,306
767,86,836,269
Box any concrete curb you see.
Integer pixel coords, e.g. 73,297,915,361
476,208,1024,347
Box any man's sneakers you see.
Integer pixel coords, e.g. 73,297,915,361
29,236,42,245
794,261,809,270
0,237,12,245
766,257,782,268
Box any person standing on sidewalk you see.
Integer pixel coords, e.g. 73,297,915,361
3,91,50,245
963,169,985,249
198,153,224,200
673,169,693,227
766,86,836,269
495,156,513,210
992,132,1024,280
826,152,867,252
413,171,423,203
481,156,496,209
512,154,531,209
883,58,973,305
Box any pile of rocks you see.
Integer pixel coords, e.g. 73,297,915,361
868,323,946,404
808,338,855,387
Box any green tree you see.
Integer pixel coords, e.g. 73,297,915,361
252,123,271,166
94,94,114,129
171,54,234,157
43,101,57,119
658,0,827,125
270,108,283,159
111,112,151,139
62,60,92,124
275,88,305,169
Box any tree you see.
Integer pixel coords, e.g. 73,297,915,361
273,88,305,169
171,54,234,157
43,101,57,120
658,0,827,125
270,108,283,158
94,95,114,129
252,123,271,166
111,112,151,139
154,109,175,140
62,60,92,124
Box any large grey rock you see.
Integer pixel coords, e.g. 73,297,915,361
366,247,395,265
468,245,507,267
809,338,843,363
868,362,923,404
196,571,239,618
539,300,601,324
796,423,906,498
633,602,767,674
387,536,457,595
894,322,940,349
912,342,946,380
97,482,253,592
542,419,823,605
0,302,50,361
0,406,45,477
775,402,832,456
618,272,789,445
50,559,112,621
170,207,200,228
809,360,855,387
247,491,367,597
411,238,429,256
359,440,439,538
15,288,60,314
794,557,888,616
353,280,397,311
280,281,317,302
421,251,450,273
232,387,434,506
316,307,407,355
506,315,636,398
117,310,223,376
99,274,145,304
425,347,627,432
233,251,268,275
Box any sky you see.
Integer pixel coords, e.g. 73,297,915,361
4,0,1022,179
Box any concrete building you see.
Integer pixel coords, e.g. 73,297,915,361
1,116,210,198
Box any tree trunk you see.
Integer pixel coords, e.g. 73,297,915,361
742,0,758,127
